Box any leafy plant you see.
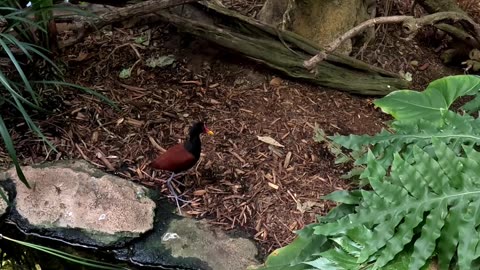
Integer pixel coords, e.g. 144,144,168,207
316,75,480,183
0,0,114,188
256,75,480,270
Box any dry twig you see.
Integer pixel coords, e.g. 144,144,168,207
304,11,480,69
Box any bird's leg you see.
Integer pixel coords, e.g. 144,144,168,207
165,172,192,215
170,172,193,200
167,175,192,203
165,172,182,214
171,172,188,186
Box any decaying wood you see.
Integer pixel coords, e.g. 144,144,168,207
156,2,408,95
59,1,408,95
60,0,198,48
414,0,479,45
304,11,480,69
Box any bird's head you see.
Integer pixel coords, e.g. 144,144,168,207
190,121,214,137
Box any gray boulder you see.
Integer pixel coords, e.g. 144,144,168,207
0,160,260,269
0,160,156,247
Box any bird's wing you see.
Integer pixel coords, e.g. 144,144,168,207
150,144,197,172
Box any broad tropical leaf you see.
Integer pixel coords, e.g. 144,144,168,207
374,75,480,122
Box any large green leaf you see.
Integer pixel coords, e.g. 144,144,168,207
373,75,480,122
267,75,480,270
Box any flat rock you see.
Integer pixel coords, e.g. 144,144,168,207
0,160,260,269
0,160,156,247
127,217,260,270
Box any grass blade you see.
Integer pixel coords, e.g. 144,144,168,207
0,115,29,188
0,71,44,111
0,33,33,60
1,235,130,269
35,81,119,110
0,38,39,104
8,95,57,152
20,42,62,74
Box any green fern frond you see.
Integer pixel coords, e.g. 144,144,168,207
324,111,480,178
314,140,480,270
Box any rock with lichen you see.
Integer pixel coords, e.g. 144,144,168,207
0,160,260,269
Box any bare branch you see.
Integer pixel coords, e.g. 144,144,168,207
303,11,480,70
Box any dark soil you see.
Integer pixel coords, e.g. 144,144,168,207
1,0,477,258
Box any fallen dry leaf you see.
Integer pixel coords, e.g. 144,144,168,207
71,51,90,62
283,151,292,168
269,77,282,87
296,200,317,214
257,136,284,148
268,182,279,190
193,190,207,196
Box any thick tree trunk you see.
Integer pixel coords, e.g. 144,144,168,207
256,0,376,55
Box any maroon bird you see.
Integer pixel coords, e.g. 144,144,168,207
150,122,214,213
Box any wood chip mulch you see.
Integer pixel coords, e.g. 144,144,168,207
0,24,388,255
3,0,471,256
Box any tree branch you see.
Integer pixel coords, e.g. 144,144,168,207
303,11,480,69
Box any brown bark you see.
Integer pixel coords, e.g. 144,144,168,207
415,0,479,64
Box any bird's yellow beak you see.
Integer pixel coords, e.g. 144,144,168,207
205,127,214,135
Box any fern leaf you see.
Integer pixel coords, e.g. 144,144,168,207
322,190,362,205
327,112,480,181
357,214,404,263
409,199,448,270
437,200,467,270
315,141,480,269
373,207,425,269
433,138,464,189
412,146,447,195
457,199,480,270
390,152,428,199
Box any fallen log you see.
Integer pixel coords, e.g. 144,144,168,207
60,1,409,95
59,0,199,48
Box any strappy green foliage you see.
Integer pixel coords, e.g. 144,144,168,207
255,75,480,270
1,234,131,269
0,0,114,188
